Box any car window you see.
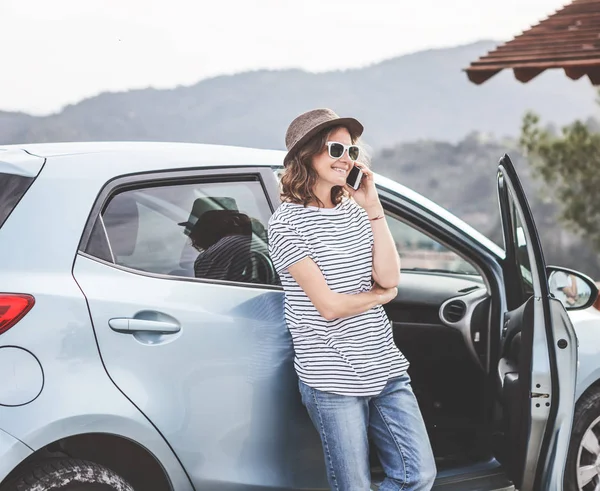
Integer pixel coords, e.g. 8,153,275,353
385,211,481,277
0,173,35,229
512,199,534,292
84,179,279,287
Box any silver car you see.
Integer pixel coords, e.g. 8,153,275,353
0,142,598,491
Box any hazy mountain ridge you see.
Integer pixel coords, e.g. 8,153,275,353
1,41,597,149
3,41,598,276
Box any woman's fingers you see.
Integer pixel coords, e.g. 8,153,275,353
353,165,375,188
354,162,373,176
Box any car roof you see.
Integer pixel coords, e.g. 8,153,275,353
0,141,286,168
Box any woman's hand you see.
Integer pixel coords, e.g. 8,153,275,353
344,162,383,217
288,258,397,320
372,283,398,305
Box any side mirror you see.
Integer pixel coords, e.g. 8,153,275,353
547,266,599,311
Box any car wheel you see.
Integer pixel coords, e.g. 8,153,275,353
565,388,600,491
0,458,134,491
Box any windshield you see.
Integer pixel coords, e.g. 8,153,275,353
385,211,481,276
374,173,505,259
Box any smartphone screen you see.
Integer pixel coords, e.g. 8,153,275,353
346,166,363,190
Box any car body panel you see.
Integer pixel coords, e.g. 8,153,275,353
0,267,193,489
568,307,600,401
0,428,32,483
541,297,579,490
0,153,196,489
0,148,45,177
375,173,505,260
73,255,326,489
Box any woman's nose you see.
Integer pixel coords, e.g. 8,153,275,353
338,152,351,165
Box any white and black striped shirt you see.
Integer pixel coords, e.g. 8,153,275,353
268,198,409,396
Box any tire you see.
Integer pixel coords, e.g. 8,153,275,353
565,388,600,491
0,458,134,491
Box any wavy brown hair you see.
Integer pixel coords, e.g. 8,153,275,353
280,125,368,207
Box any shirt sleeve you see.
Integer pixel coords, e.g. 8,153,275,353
550,271,570,290
268,219,311,273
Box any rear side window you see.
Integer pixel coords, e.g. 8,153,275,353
0,173,34,229
84,178,280,287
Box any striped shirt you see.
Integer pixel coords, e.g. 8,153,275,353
268,198,409,396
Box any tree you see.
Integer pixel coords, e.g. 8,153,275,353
520,111,600,250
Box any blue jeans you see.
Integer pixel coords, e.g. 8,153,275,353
298,373,436,491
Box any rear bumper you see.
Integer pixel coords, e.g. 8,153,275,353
0,427,32,483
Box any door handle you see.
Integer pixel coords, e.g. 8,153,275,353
109,318,181,334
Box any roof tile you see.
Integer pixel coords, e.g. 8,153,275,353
466,0,600,84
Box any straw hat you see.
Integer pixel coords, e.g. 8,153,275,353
283,108,363,165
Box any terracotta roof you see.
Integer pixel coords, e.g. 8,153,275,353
466,0,600,85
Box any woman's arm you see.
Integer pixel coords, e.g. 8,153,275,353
347,164,401,289
365,203,401,288
288,256,397,321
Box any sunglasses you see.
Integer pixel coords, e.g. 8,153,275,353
326,141,360,162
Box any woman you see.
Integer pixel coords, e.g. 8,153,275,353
268,108,436,491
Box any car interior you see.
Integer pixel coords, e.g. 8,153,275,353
385,271,491,470
372,196,536,490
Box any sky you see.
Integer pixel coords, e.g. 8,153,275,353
2,0,569,115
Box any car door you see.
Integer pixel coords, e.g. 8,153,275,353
73,167,328,490
496,154,577,490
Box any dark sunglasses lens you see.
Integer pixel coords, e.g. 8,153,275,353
349,146,360,161
329,143,344,158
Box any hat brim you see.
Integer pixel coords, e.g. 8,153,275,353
283,117,364,165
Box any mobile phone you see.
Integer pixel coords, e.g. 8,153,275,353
346,165,363,190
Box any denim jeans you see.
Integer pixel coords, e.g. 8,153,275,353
298,373,436,491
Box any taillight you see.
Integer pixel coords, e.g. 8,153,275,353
0,294,35,335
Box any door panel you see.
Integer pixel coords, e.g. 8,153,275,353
497,297,534,481
74,171,328,490
496,154,577,490
74,257,326,489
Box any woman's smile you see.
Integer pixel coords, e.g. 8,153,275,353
332,165,348,176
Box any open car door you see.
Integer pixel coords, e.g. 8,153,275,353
496,154,577,490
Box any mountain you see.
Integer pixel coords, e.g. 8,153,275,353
1,41,598,149
375,133,600,279
0,111,35,143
